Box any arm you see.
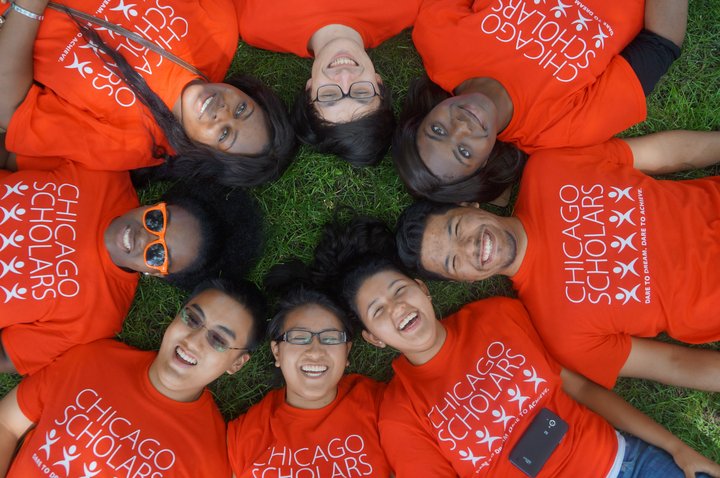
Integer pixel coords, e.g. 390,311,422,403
619,337,720,393
560,369,720,478
0,333,17,374
644,0,687,47
0,0,49,130
626,130,720,174
0,387,34,477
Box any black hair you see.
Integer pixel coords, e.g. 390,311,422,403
392,76,527,203
395,200,458,280
161,180,264,291
73,19,296,188
188,278,268,352
267,287,354,343
291,83,394,167
308,215,404,329
264,260,354,341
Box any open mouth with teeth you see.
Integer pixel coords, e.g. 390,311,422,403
327,55,359,69
120,226,133,254
398,312,419,332
199,93,216,118
175,346,197,366
481,230,493,266
300,364,328,378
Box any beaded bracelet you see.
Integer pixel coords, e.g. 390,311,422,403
10,2,45,21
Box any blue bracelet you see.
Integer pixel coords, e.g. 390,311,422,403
10,2,45,21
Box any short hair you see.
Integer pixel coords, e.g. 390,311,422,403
392,76,527,203
161,180,264,291
291,83,395,167
395,200,457,280
188,278,268,352
267,287,354,342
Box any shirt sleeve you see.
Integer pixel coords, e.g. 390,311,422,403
2,322,81,376
7,85,164,171
379,397,459,477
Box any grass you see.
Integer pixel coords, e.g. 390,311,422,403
3,0,720,465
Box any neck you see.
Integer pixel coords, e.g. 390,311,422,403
454,77,513,133
308,24,364,57
405,321,447,366
285,387,338,410
505,216,528,277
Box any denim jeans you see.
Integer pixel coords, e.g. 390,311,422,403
617,433,712,478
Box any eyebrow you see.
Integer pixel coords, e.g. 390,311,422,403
366,278,403,315
189,303,237,339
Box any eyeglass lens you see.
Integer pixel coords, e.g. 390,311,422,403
284,329,346,345
144,209,165,233
180,308,232,352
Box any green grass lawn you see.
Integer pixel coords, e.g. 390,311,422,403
3,0,719,463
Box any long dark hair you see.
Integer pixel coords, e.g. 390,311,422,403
74,21,296,188
393,76,527,203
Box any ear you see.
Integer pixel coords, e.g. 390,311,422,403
270,340,280,363
458,201,480,209
226,352,250,375
375,73,383,86
305,78,312,91
361,330,386,348
414,278,430,297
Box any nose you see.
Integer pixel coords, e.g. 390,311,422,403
305,336,326,355
451,108,472,137
212,98,230,122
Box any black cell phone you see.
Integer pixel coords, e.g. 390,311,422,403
509,407,569,477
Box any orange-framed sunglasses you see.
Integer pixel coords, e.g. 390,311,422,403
143,202,169,275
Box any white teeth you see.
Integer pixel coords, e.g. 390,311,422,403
399,312,417,331
329,57,358,68
199,94,214,116
301,365,328,375
176,347,197,365
482,232,492,263
122,227,131,252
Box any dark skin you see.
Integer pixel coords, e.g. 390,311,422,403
0,332,17,374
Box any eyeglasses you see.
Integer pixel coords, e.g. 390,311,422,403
143,202,169,276
277,328,348,346
312,81,380,104
180,307,247,353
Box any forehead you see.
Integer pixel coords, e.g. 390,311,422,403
419,208,478,277
313,96,381,124
355,269,405,307
284,304,343,330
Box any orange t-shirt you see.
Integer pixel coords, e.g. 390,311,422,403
3,0,238,171
10,340,232,478
380,297,618,477
412,0,647,153
227,374,391,477
236,0,420,57
512,139,720,388
0,157,139,375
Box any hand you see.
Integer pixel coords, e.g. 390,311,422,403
670,443,720,478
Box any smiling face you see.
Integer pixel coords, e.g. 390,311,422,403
308,38,383,124
354,269,445,366
416,93,499,181
149,289,253,402
179,81,269,155
104,204,201,276
271,304,351,410
420,206,525,282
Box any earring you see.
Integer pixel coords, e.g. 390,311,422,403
274,360,280,368
143,272,150,276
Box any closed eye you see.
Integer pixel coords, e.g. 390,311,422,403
372,305,384,319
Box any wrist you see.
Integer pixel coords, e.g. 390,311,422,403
10,0,48,19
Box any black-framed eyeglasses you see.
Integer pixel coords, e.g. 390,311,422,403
180,308,247,353
312,81,380,103
277,328,348,346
